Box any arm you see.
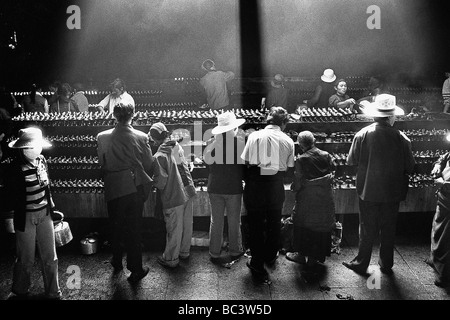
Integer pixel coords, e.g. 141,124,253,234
153,156,169,190
44,98,49,113
224,71,235,82
346,134,360,166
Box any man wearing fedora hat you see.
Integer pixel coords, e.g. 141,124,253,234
305,68,338,109
204,111,246,264
342,94,415,275
261,74,292,113
3,127,62,299
199,59,235,111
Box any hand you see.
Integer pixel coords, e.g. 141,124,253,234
347,98,356,105
431,165,441,177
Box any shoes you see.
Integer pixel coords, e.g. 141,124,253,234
425,258,438,272
378,264,393,275
210,256,225,265
246,261,268,277
342,261,367,274
111,259,123,274
286,252,306,264
179,254,190,261
434,278,450,288
128,267,149,283
230,251,245,260
157,256,178,268
7,292,29,300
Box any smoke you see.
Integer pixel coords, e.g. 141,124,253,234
60,0,446,86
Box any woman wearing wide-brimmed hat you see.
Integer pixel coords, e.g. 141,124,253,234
3,127,62,300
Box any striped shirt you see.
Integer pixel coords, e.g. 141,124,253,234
21,157,49,212
443,78,450,100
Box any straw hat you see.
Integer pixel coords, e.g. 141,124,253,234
360,94,405,117
211,112,245,135
321,69,337,83
8,127,51,149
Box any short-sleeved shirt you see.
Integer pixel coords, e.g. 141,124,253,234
72,91,89,112
328,94,349,108
442,78,450,100
241,124,295,175
98,91,135,114
200,70,235,110
347,121,415,202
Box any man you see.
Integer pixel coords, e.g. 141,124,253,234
262,74,291,113
304,68,337,109
442,71,450,113
71,82,89,112
342,94,415,275
98,78,135,114
97,103,153,283
199,59,235,110
241,106,295,278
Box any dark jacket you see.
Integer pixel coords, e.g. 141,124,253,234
153,141,188,209
97,123,154,202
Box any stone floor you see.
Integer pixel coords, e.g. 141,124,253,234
0,213,449,310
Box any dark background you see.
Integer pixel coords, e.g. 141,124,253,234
1,0,450,90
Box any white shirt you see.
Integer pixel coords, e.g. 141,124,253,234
442,78,450,99
241,124,295,174
98,91,135,114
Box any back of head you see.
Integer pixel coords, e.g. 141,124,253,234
201,59,216,72
60,83,72,99
113,103,134,123
297,131,315,149
149,122,169,142
266,106,289,126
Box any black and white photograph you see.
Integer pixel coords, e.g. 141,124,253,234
0,0,449,313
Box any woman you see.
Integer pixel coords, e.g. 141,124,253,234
287,131,336,269
426,151,450,288
328,78,356,110
4,127,62,299
204,111,245,263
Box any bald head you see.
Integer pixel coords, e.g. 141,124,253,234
297,131,315,151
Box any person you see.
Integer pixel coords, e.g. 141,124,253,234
47,81,62,107
328,78,356,110
199,59,235,110
49,83,79,113
149,122,195,268
304,68,337,109
342,94,415,275
241,106,295,278
425,150,450,288
71,82,89,112
96,103,153,283
286,131,336,269
0,85,21,117
0,106,13,160
261,74,291,113
442,71,450,113
98,78,135,114
21,83,49,113
3,127,62,300
203,111,246,263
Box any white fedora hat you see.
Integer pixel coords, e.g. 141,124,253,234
211,112,245,135
8,127,52,149
360,94,405,117
321,68,337,83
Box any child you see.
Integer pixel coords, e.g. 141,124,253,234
149,122,196,268
4,127,62,300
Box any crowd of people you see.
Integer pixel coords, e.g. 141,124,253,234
1,62,450,299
